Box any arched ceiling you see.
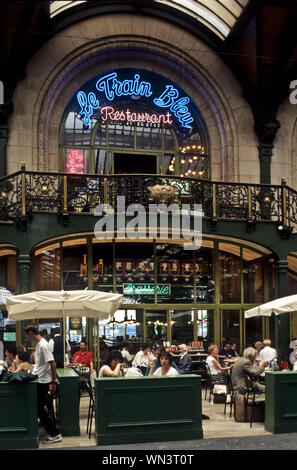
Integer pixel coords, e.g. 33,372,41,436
50,0,249,40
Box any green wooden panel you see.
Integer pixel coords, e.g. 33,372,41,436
0,381,38,449
56,368,80,436
95,374,203,445
265,372,297,434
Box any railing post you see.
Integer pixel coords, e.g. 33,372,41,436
281,178,288,226
63,175,68,212
20,161,26,217
212,183,217,218
248,185,252,219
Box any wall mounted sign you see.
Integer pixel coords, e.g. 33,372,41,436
69,317,82,330
123,283,171,295
75,69,195,131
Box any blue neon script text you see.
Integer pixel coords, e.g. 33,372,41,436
77,72,193,129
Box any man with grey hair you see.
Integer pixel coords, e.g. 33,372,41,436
231,347,266,394
178,344,192,374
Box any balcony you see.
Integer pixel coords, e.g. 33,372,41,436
0,171,296,233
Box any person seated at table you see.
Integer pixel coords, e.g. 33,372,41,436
178,344,192,374
121,342,132,367
98,350,126,377
149,350,179,376
72,341,96,387
11,350,34,373
231,347,266,394
218,341,237,359
231,343,239,357
258,339,277,364
206,345,232,384
4,346,16,370
254,341,264,360
145,345,179,375
132,343,151,375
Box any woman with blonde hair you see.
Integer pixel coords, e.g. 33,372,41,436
205,345,232,384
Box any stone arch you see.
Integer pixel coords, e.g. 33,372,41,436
7,13,257,182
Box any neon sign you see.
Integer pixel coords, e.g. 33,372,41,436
66,149,85,174
100,106,173,125
76,71,194,130
123,283,171,295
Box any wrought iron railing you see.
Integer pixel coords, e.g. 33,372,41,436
0,170,296,232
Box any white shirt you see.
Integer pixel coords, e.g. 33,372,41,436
132,351,150,368
259,346,277,362
294,361,297,371
290,339,297,350
206,355,220,375
153,366,179,376
33,337,54,384
121,349,131,362
98,365,123,377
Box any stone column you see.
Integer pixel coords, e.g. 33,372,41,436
254,117,280,184
16,254,31,344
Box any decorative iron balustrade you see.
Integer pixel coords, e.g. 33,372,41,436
0,171,296,232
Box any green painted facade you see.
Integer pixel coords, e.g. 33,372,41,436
265,372,297,434
56,368,80,436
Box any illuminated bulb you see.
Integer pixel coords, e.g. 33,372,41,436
193,156,198,160
181,159,185,164
181,174,184,177
187,146,190,150
189,159,193,163
192,171,196,175
198,145,201,149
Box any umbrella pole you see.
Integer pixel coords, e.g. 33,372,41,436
62,303,66,369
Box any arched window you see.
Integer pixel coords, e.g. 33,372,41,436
60,69,209,177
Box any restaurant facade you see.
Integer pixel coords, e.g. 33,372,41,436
0,1,297,360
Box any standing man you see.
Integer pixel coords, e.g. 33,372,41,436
24,324,62,444
49,327,71,368
178,344,192,374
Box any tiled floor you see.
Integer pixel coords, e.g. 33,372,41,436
38,391,270,449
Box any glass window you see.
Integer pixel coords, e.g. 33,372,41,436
0,252,17,301
115,243,155,304
108,124,134,148
62,241,88,290
222,310,240,346
219,243,241,303
35,247,61,291
197,309,214,347
156,243,194,304
245,316,263,348
136,126,162,150
63,112,95,146
171,309,193,344
196,247,215,303
243,248,264,303
146,310,167,342
92,242,113,290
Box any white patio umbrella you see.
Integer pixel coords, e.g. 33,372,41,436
5,289,123,367
6,289,123,321
245,294,297,318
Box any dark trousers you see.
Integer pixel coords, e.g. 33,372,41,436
37,382,59,437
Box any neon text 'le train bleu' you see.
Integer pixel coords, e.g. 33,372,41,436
77,72,194,129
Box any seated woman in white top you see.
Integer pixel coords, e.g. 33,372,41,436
99,350,126,377
258,339,277,363
206,345,231,384
149,350,179,377
12,350,34,373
